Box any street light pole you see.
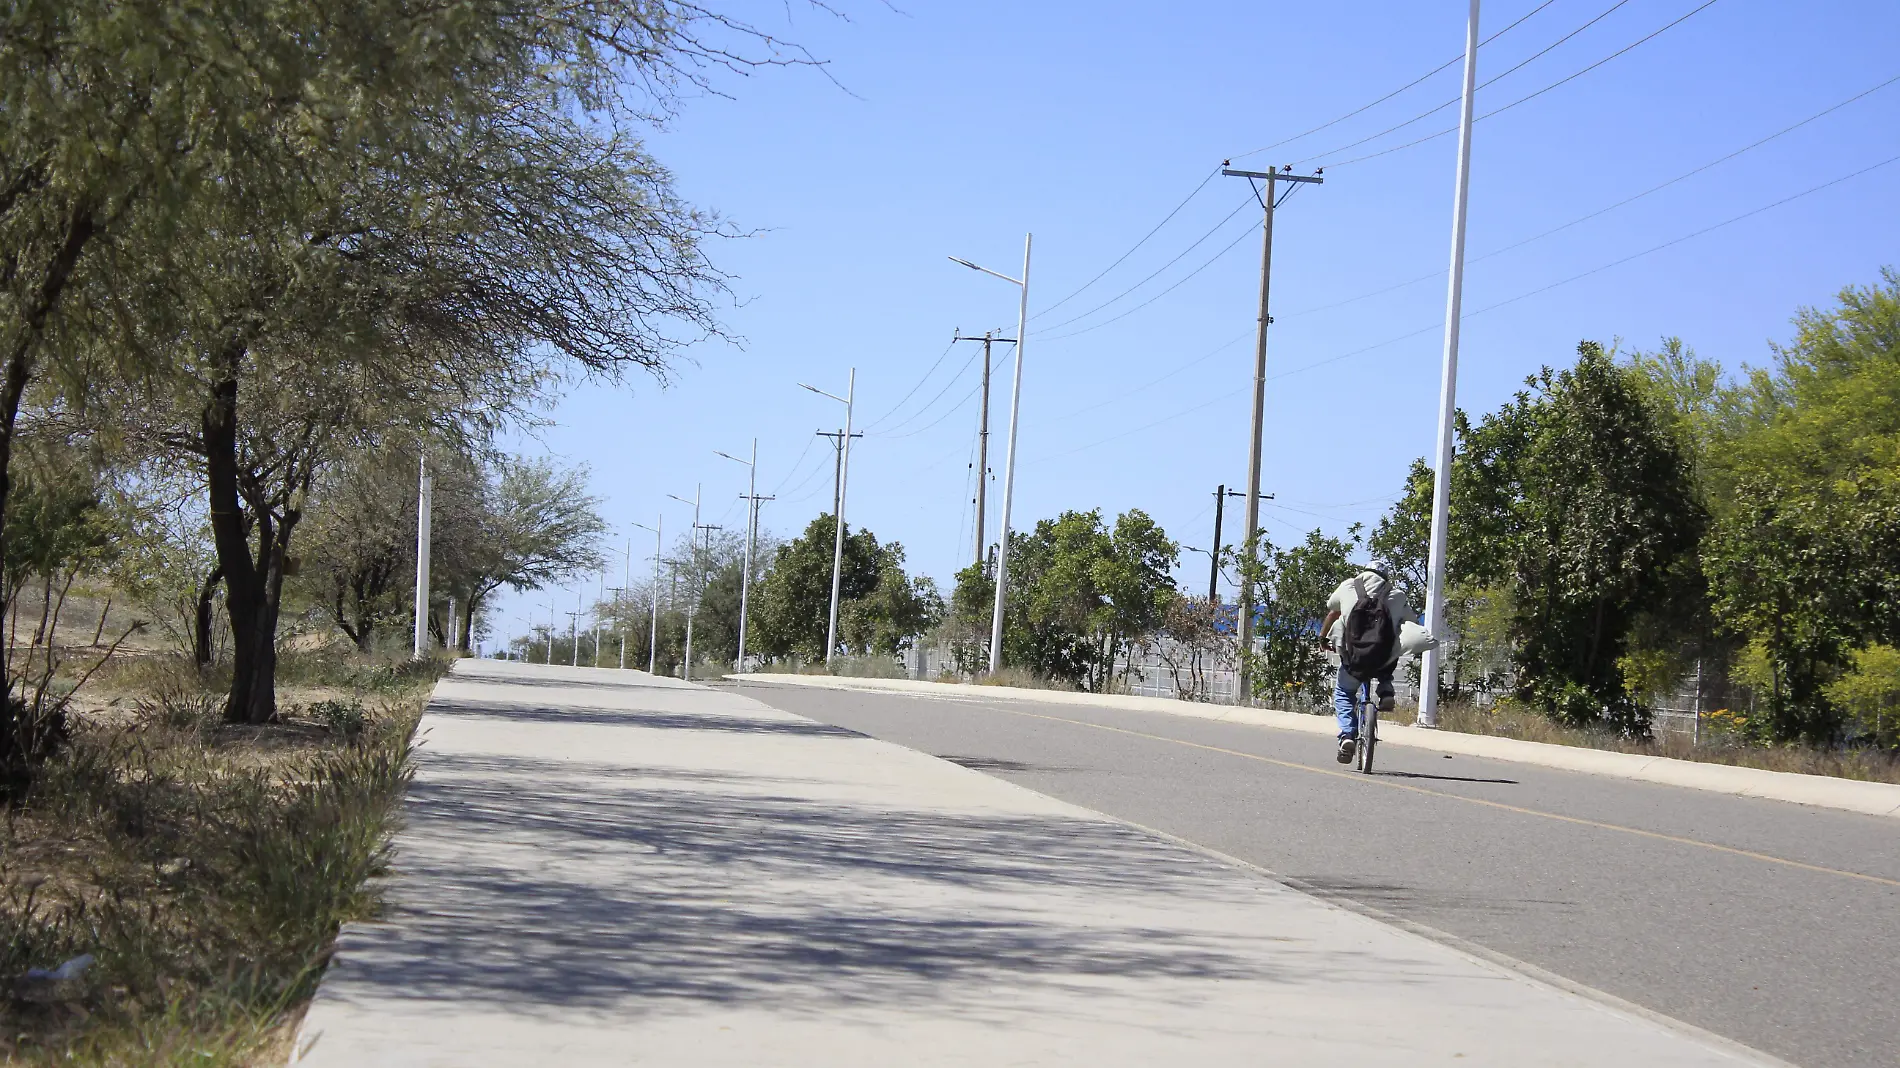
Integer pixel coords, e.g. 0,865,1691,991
413,455,432,659
799,374,856,666
949,234,1031,676
632,517,662,673
667,489,703,679
718,441,772,674
1419,0,1482,730
620,539,631,669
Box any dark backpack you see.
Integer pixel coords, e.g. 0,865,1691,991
1340,582,1397,677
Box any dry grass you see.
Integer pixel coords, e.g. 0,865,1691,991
1427,700,1900,784
0,650,445,1065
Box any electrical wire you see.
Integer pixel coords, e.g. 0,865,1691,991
768,433,820,496
1276,64,1900,317
1037,193,1256,334
1038,225,1256,342
1290,0,1635,168
861,337,960,432
883,380,982,440
868,343,984,437
1038,184,1309,343
1033,167,1222,319
1228,0,1558,161
1042,328,1253,424
1326,0,1726,169
1022,148,1899,459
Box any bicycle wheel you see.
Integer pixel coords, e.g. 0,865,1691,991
1359,705,1378,774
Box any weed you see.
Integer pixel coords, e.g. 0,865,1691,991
306,698,367,741
0,657,434,1063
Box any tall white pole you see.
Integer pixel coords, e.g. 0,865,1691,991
620,539,631,669
648,517,661,673
570,589,580,667
413,456,432,659
736,438,757,673
988,234,1031,674
824,370,855,665
1419,0,1482,730
593,573,603,667
682,488,701,679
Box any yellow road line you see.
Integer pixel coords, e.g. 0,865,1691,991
982,704,1900,890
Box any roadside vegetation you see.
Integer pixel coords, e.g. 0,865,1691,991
0,0,814,1059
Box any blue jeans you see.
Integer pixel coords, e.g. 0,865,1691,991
1335,664,1395,738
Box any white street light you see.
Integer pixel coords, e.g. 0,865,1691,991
631,517,663,674
413,456,432,659
799,374,856,666
1419,0,1482,730
717,442,770,674
948,234,1031,676
668,488,703,681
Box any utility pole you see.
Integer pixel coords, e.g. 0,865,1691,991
593,572,604,668
719,441,774,674
814,428,863,532
607,585,629,669
802,372,856,665
633,517,662,673
953,329,1014,565
1208,485,1271,604
620,539,632,669
1221,164,1323,704
565,606,579,668
667,488,704,680
412,456,432,659
1209,485,1225,602
949,235,1031,676
1419,0,1482,730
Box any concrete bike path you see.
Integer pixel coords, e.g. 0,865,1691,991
291,660,1781,1066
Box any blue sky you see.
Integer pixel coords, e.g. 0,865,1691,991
489,0,1900,646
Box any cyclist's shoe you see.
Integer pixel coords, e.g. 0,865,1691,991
1376,693,1395,712
1336,737,1356,764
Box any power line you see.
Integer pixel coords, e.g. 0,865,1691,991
1291,0,1636,168
883,379,982,440
1023,148,1900,457
1032,167,1221,318
861,337,959,432
868,342,984,437
1037,193,1255,334
1328,0,1726,169
1228,0,1559,161
1037,185,1311,343
1042,328,1252,423
767,433,820,496
1281,69,1900,320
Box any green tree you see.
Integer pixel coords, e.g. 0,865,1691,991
752,515,881,662
1703,272,1900,743
1460,342,1702,734
950,508,1177,690
1254,528,1360,707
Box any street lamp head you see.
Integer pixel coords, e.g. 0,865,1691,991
714,450,750,466
948,256,981,271
667,494,694,507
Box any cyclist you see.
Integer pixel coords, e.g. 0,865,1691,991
1318,566,1409,764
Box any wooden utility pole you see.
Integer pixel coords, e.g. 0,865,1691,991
1221,163,1322,704
953,330,1014,565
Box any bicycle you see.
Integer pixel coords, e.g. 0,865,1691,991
1351,680,1378,775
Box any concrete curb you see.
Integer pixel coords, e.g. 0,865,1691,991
727,673,1900,821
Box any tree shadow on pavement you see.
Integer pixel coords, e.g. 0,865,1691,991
321,741,1422,1022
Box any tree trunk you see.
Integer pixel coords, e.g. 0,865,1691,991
201,361,273,723
193,566,223,670
0,203,97,679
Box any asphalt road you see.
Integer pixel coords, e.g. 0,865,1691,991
728,681,1900,1068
